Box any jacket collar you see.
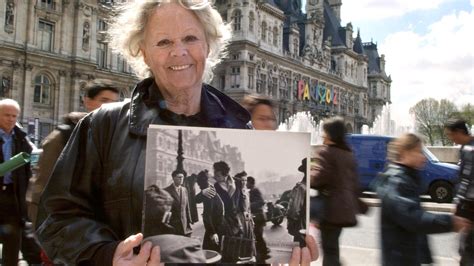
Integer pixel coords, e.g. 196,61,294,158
129,78,250,136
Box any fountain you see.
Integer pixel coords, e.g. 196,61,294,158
278,112,324,145
362,103,395,136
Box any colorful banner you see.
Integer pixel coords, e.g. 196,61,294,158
296,79,339,105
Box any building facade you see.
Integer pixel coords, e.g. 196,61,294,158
211,0,392,132
0,0,391,145
0,0,137,144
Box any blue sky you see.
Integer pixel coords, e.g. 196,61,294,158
303,0,474,128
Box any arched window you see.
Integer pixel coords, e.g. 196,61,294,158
232,10,242,31
249,12,255,32
261,21,267,41
34,74,51,104
273,26,278,46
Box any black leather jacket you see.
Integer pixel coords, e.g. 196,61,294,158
36,78,251,264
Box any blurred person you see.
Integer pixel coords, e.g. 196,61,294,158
0,99,40,266
376,133,471,266
28,79,120,228
143,184,175,236
242,94,277,130
311,116,365,266
444,118,474,266
196,169,224,252
247,175,270,262
164,169,193,236
36,1,249,264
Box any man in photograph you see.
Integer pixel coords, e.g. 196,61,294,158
247,176,270,262
165,170,193,237
287,158,307,246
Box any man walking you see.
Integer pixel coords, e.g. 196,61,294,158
28,79,119,227
164,170,193,236
0,99,36,266
247,176,270,262
444,119,474,266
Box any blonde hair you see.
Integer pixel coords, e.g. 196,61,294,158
108,0,231,82
387,133,423,162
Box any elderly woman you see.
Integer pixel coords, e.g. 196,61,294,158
36,1,317,265
36,1,248,265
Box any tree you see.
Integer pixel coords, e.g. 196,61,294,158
409,98,458,146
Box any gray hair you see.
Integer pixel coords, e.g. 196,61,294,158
108,0,231,82
0,98,21,113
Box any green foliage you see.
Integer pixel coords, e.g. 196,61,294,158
409,98,458,146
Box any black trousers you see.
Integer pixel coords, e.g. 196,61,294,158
0,186,22,266
254,221,269,262
320,225,343,266
460,229,474,266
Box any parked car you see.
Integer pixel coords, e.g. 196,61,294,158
346,134,459,203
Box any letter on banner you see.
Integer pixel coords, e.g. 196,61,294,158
333,87,338,105
298,80,305,100
311,80,319,102
303,82,310,100
319,84,326,104
326,86,331,104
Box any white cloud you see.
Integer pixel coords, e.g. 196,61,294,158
342,0,454,22
380,9,474,126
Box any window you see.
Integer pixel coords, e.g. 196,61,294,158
261,21,267,41
39,20,54,52
39,0,56,10
232,10,242,31
231,67,240,88
1,76,11,98
34,74,51,105
273,27,278,46
97,42,107,68
272,77,278,96
220,75,225,90
248,67,254,89
117,55,126,72
97,19,107,32
249,12,255,32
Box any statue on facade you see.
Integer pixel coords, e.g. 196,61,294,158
82,22,90,50
5,1,15,27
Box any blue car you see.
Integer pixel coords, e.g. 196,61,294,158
346,134,459,203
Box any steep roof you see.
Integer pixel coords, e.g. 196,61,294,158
363,42,382,74
353,30,364,54
323,1,346,47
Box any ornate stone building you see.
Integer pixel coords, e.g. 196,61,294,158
0,0,391,144
0,0,136,144
211,0,392,132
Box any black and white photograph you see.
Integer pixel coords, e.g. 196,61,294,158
142,125,311,264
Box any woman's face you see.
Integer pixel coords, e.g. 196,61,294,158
140,3,208,95
400,144,426,169
251,104,277,130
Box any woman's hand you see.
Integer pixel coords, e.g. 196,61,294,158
289,234,319,266
113,233,161,266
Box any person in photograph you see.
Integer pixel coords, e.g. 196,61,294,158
213,161,253,262
376,133,471,266
164,170,193,236
143,185,175,236
311,117,365,266
443,119,474,266
234,171,255,243
287,158,307,246
247,176,270,262
35,1,317,264
242,95,277,130
196,169,224,252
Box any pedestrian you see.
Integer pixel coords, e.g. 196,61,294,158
444,118,474,266
196,169,224,252
28,79,119,228
0,99,40,266
35,1,317,264
242,94,277,130
311,116,365,266
247,175,271,262
164,170,193,236
376,133,471,266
